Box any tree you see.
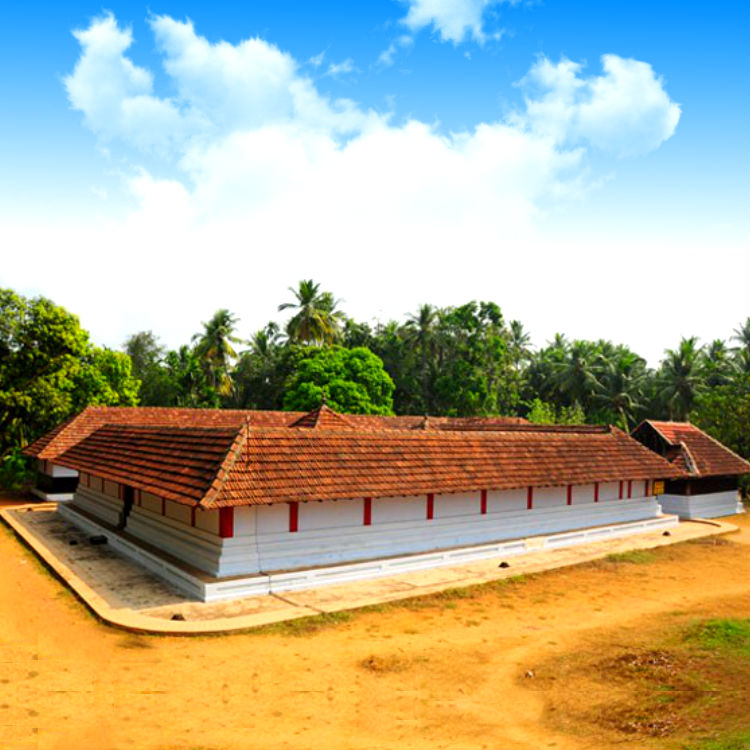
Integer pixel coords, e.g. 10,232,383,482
163,346,218,407
701,339,735,388
278,280,345,346
526,398,586,425
592,349,647,431
0,288,140,458
124,331,173,405
658,336,704,420
283,346,394,414
691,373,750,469
550,340,600,411
404,304,438,413
192,309,244,396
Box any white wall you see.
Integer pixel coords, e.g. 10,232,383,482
659,490,743,519
67,480,669,580
50,463,78,479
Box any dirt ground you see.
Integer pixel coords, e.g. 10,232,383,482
1,494,748,750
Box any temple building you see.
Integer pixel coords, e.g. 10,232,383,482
630,420,748,518
22,405,745,601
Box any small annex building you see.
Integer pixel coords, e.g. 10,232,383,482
22,405,740,602
630,420,749,519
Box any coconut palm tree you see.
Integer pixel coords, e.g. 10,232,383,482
507,320,531,371
191,309,244,396
658,336,704,420
405,304,438,412
278,280,344,345
701,339,734,387
551,340,600,410
731,318,750,374
593,350,647,431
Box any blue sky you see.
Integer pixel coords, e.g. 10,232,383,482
1,0,747,364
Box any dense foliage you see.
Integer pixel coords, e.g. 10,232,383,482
2,281,749,490
0,289,140,485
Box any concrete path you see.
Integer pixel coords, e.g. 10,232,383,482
0,503,738,635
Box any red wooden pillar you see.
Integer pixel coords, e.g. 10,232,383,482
426,493,435,520
594,482,599,503
618,480,624,500
190,505,196,527
219,507,234,538
566,484,573,506
526,486,534,510
627,480,633,499
644,479,650,497
480,489,488,515
288,502,299,533
363,497,372,526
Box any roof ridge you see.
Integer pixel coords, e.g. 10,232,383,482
288,403,356,429
199,422,250,508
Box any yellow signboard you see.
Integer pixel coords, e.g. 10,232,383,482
652,480,665,496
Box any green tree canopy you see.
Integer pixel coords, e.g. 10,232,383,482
283,346,394,414
0,289,140,456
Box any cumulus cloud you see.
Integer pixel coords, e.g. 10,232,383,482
50,14,685,353
401,0,509,44
65,13,382,154
516,54,681,157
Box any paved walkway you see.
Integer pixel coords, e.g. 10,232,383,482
0,503,738,635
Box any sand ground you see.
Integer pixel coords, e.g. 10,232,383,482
1,494,748,750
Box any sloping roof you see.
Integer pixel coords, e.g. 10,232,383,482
23,406,527,460
632,420,750,478
56,425,241,504
288,403,356,429
53,415,685,509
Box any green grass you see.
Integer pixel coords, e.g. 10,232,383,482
605,549,658,564
680,730,750,750
684,618,750,659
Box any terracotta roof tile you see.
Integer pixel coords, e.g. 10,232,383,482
288,404,356,429
23,406,526,460
56,425,240,505
52,418,684,509
634,421,750,478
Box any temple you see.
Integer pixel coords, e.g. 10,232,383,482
22,406,746,601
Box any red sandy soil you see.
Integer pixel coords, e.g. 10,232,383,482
1,492,748,750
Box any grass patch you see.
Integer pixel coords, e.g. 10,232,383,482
537,616,750,747
605,549,658,564
681,730,750,750
684,618,750,658
254,610,354,637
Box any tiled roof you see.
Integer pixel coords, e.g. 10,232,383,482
54,416,685,508
288,404,356,429
56,425,240,504
634,421,750,478
23,406,527,460
211,424,685,508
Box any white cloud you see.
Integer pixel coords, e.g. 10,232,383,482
325,58,356,78
516,55,681,157
308,50,326,69
64,13,382,154
377,35,414,68
8,14,694,363
401,0,510,44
